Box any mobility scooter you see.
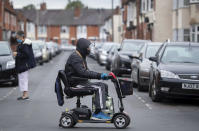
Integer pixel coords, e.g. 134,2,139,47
57,70,133,129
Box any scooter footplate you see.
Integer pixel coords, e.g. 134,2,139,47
78,120,112,123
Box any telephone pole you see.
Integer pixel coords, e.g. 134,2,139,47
112,0,114,42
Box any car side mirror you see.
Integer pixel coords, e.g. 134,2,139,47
129,54,140,60
118,48,121,51
149,56,158,62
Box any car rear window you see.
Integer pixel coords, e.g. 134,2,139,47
0,43,11,56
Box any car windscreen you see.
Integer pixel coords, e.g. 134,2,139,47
0,43,11,56
145,45,161,58
102,44,114,51
161,45,199,64
32,43,40,50
122,41,144,52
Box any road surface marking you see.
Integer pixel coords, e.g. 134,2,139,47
0,87,16,101
134,93,152,110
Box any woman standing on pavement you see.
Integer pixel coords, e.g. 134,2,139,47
14,31,36,100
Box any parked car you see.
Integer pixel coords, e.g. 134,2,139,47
98,42,119,65
53,42,61,54
61,43,76,51
89,43,95,58
33,40,50,62
131,42,162,91
94,42,104,61
149,42,199,102
105,43,120,70
32,42,43,65
46,42,56,57
111,39,150,76
0,41,18,86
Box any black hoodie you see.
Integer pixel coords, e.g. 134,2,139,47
65,38,101,86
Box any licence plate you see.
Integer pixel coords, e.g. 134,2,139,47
182,83,199,90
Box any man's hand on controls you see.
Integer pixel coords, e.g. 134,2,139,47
101,73,109,80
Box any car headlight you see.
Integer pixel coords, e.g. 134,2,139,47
6,60,15,69
160,70,179,79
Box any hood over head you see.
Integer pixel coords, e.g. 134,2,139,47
76,38,91,58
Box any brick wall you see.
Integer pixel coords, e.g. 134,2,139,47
69,26,77,45
47,26,61,44
87,26,99,38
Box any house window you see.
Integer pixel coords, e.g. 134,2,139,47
183,29,190,41
61,26,69,34
183,0,190,6
4,12,10,24
20,22,24,31
150,0,154,10
38,26,47,35
141,0,147,13
173,29,178,41
77,26,87,38
27,23,31,32
190,25,199,42
77,26,87,34
173,0,178,10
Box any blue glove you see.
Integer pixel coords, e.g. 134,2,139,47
101,73,108,80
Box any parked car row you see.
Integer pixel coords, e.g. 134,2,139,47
60,43,76,51
90,39,199,102
0,40,62,86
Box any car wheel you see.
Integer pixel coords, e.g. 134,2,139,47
12,76,18,86
150,79,162,102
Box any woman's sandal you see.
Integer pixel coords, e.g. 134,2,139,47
17,96,29,100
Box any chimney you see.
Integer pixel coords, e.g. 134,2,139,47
114,6,120,15
40,2,47,11
74,7,80,18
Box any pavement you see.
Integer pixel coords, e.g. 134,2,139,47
0,51,199,131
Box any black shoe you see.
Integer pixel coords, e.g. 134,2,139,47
17,96,29,100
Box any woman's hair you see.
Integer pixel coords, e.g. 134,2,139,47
16,30,25,38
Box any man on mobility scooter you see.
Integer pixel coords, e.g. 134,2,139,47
65,38,110,120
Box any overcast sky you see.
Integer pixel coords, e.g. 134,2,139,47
10,0,120,9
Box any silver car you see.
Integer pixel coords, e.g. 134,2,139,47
131,42,162,91
98,42,118,65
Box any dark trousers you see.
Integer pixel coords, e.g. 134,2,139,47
79,82,108,110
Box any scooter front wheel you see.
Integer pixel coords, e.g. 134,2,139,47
59,113,75,128
113,114,130,129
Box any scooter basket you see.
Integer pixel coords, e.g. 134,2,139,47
118,79,133,96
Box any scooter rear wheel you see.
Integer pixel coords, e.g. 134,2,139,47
113,114,130,129
59,113,75,128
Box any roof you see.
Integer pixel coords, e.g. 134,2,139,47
17,8,112,26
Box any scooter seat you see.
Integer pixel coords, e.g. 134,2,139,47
70,87,95,97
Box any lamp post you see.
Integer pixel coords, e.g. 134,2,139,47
112,0,114,42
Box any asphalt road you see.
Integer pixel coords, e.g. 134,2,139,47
0,51,199,131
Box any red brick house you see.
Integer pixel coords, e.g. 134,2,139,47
0,0,17,41
18,3,112,45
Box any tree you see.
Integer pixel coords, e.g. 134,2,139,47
65,0,84,9
23,4,36,10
